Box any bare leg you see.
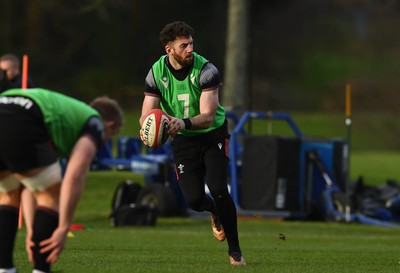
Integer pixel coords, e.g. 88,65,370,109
21,189,37,263
16,168,61,273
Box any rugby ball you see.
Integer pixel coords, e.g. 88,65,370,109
140,109,170,148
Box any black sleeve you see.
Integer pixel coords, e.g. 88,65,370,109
199,62,222,90
80,116,104,148
144,69,161,97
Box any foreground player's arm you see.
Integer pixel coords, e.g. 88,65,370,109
39,135,97,263
22,189,37,263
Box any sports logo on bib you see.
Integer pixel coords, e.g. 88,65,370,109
190,73,196,85
160,77,169,89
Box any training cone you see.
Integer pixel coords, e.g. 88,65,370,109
70,224,85,230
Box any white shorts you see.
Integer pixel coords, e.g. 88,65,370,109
0,162,62,193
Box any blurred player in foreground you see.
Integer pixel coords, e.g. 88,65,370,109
0,88,123,273
0,53,37,245
139,21,246,266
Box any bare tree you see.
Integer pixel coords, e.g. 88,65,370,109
222,0,249,114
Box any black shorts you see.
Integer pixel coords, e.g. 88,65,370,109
172,119,230,182
172,119,230,149
0,98,57,172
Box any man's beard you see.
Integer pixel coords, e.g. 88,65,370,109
173,54,193,67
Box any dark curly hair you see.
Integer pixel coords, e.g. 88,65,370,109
159,21,194,46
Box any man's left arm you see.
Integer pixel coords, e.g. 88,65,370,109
167,87,219,135
190,87,219,129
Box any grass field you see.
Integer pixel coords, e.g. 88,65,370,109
11,112,400,272
11,153,400,272
13,215,400,273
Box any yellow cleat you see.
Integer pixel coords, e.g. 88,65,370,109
210,214,225,242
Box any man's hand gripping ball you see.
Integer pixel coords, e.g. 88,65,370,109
140,109,170,148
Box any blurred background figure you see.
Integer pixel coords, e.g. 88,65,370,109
0,53,35,93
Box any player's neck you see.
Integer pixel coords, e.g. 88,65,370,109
165,57,191,81
167,55,183,70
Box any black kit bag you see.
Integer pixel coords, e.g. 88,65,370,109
109,180,157,226
111,204,157,226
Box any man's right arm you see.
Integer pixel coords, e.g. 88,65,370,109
140,69,162,126
139,95,161,126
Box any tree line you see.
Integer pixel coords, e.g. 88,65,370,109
1,0,400,112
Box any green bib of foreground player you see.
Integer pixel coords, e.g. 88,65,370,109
1,88,101,156
152,52,226,136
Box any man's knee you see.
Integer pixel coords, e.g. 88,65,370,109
186,196,206,211
209,188,230,201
